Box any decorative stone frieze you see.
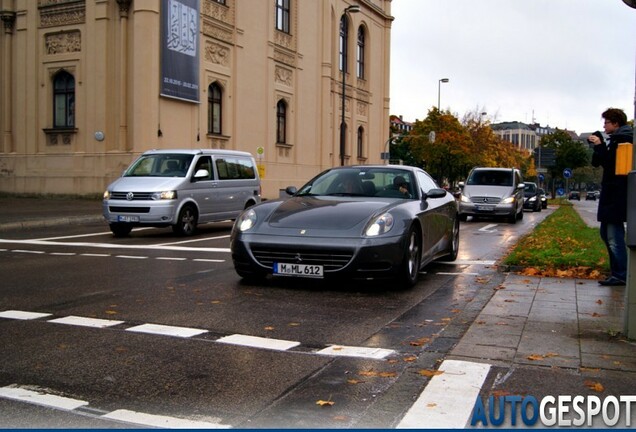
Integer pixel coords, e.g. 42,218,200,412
204,41,230,66
45,31,81,55
38,0,85,28
202,20,233,44
273,49,295,67
274,66,292,87
202,0,234,26
1,11,16,34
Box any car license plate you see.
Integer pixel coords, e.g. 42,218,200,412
476,205,494,212
273,262,324,278
117,215,140,222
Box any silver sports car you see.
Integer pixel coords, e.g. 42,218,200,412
230,165,459,287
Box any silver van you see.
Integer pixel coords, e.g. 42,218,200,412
458,167,524,223
103,149,261,236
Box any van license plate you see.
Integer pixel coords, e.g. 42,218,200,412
117,215,140,222
476,205,494,212
273,262,324,278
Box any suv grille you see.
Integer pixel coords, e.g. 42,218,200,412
251,246,353,271
109,192,154,200
470,196,501,204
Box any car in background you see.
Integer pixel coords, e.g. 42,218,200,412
568,191,581,201
457,167,525,223
538,188,548,209
231,165,459,288
523,182,542,212
103,149,261,237
585,191,598,201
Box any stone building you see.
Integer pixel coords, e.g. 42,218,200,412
0,0,393,199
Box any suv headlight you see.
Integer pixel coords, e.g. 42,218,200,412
502,196,515,204
460,194,471,203
103,190,111,200
365,212,394,236
151,191,177,200
236,209,257,232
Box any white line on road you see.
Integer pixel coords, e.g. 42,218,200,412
216,334,301,351
479,224,498,232
397,359,490,429
12,249,45,254
0,385,89,411
48,316,125,329
0,238,231,253
102,409,231,429
126,323,208,338
316,345,394,359
115,255,148,260
0,310,52,320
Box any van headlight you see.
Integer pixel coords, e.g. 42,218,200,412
460,194,471,203
151,191,177,200
502,196,515,204
236,209,257,232
103,190,111,200
365,212,394,236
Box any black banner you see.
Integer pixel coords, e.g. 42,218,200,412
160,0,200,102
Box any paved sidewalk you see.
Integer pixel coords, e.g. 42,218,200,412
449,274,635,371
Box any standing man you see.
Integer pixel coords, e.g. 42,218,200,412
589,108,634,286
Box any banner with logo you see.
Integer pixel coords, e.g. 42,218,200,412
160,0,200,102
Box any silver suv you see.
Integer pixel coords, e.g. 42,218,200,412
458,167,524,223
103,149,261,237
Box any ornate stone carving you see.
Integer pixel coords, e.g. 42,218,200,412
202,0,233,25
116,0,132,18
204,41,230,66
273,49,295,67
1,11,16,34
357,101,368,116
45,31,81,54
202,21,233,44
275,66,292,87
38,0,85,28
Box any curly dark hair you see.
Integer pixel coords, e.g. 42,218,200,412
602,108,628,126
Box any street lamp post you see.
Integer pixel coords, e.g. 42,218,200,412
437,78,449,111
340,4,361,166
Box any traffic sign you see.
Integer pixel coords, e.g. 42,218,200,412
538,173,545,182
563,168,572,179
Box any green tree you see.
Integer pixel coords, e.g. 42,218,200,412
540,129,590,194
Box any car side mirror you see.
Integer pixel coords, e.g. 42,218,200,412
423,188,447,200
285,186,297,195
517,183,525,190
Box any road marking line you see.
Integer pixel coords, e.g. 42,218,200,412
48,316,125,328
437,272,480,276
479,224,498,232
156,256,188,261
438,259,496,266
316,345,395,359
0,385,88,411
155,234,230,247
115,255,148,259
80,253,111,257
0,238,231,253
126,323,208,338
193,258,225,263
0,310,52,320
12,249,45,254
216,334,300,351
50,252,77,256
102,409,231,429
397,359,490,429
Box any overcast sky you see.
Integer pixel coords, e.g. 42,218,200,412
389,0,636,135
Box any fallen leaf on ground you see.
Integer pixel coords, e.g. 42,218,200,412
418,369,444,378
316,400,335,407
584,380,605,392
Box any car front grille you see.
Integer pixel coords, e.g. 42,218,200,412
250,246,354,271
470,196,501,204
110,192,154,200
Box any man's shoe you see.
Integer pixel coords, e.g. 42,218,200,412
599,277,626,286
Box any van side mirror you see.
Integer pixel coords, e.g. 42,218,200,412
517,182,525,190
193,169,209,179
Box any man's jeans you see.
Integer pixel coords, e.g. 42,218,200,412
600,222,627,281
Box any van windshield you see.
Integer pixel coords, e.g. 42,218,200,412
467,170,512,187
124,154,194,178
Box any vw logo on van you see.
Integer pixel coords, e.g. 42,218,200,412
126,192,134,201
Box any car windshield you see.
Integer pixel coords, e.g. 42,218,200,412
124,154,194,178
296,168,416,199
524,184,536,193
467,170,512,187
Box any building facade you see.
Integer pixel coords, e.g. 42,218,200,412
491,121,538,152
0,0,393,199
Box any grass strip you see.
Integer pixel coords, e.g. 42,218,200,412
503,204,608,279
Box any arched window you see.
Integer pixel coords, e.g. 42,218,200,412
53,71,75,128
276,0,290,33
357,126,364,158
339,15,349,73
356,26,365,79
276,100,287,144
208,82,222,134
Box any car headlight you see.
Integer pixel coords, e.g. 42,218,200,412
502,196,515,204
151,191,177,200
460,194,471,203
103,190,111,200
365,212,394,236
236,208,257,232
529,197,536,202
